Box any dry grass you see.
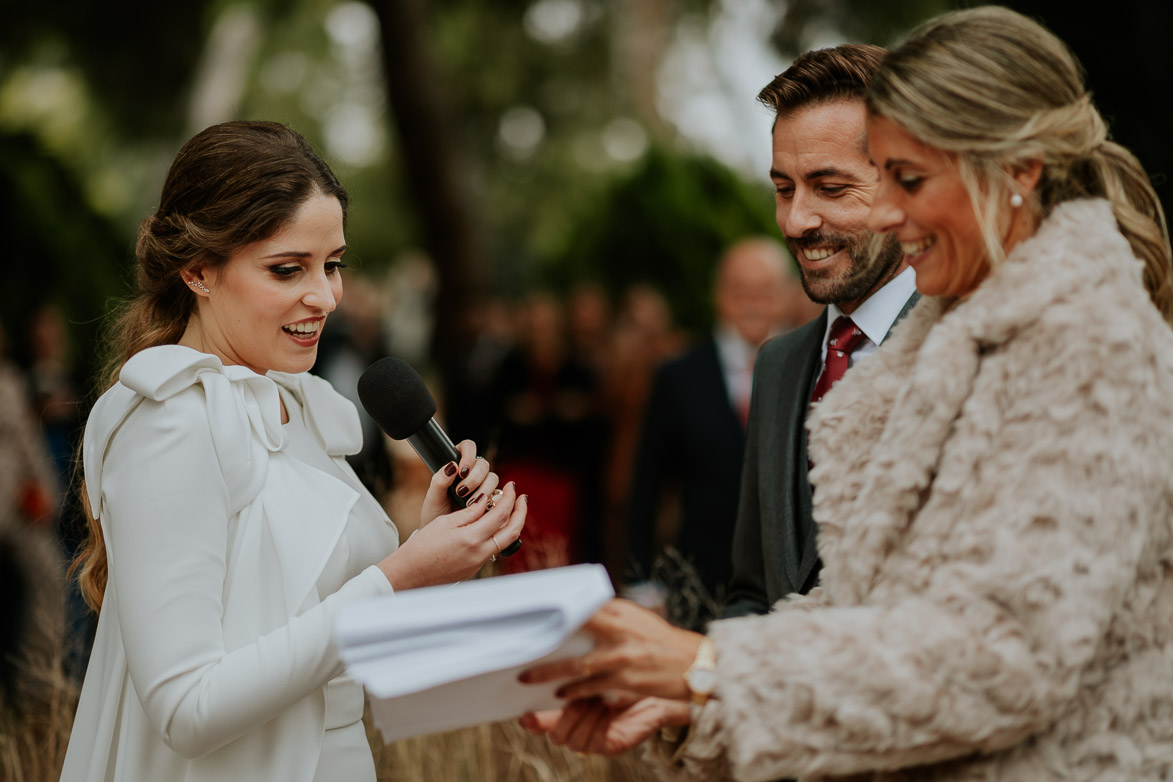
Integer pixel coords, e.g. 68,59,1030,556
369,717,653,782
0,533,77,782
0,643,77,782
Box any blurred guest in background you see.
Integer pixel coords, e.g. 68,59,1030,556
566,282,614,380
600,285,684,578
442,296,516,454
0,322,60,532
625,237,810,625
491,291,605,572
522,9,1173,780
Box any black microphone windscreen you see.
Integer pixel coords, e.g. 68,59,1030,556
357,357,438,440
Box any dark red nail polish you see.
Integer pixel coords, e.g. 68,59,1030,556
443,462,457,477
459,465,470,478
456,484,470,497
471,493,485,505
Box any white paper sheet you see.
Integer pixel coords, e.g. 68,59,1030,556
334,563,614,741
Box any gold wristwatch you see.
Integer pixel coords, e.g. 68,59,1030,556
682,637,717,706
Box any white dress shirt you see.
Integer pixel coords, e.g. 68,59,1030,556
819,266,917,371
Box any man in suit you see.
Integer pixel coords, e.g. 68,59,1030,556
625,237,811,618
725,43,918,618
519,43,923,752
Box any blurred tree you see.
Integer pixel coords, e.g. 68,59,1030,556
551,145,778,335
0,0,212,139
0,132,126,376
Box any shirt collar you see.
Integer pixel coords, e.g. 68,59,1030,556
823,266,917,351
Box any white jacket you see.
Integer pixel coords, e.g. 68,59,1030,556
61,346,397,782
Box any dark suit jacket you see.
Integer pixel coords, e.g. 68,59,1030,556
725,295,918,618
627,339,746,595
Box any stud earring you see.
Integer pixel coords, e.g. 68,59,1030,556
1009,192,1024,208
187,279,211,294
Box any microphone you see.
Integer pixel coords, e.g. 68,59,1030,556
357,356,521,557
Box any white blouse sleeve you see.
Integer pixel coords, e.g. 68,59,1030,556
99,387,391,759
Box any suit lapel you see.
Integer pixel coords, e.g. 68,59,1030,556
769,313,825,593
699,340,742,432
797,292,920,591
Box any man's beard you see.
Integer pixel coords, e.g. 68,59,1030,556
790,230,903,306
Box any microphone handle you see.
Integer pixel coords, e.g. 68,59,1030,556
405,419,522,556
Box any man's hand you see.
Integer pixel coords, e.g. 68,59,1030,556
520,696,692,757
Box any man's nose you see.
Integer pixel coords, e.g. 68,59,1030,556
781,191,822,238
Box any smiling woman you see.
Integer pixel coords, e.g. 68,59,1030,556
179,193,348,379
61,121,527,782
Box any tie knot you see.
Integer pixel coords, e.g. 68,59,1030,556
827,316,866,356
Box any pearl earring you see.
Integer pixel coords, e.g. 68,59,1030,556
188,279,211,294
1009,192,1024,208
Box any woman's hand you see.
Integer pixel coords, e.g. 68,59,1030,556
519,599,705,702
521,696,692,757
418,440,496,528
379,478,526,591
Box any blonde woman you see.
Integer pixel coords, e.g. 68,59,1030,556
522,7,1173,780
61,121,526,782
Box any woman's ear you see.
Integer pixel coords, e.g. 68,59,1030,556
1012,159,1044,193
181,265,212,297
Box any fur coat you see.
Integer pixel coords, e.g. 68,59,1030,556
658,199,1173,781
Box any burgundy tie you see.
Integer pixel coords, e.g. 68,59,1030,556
811,316,867,405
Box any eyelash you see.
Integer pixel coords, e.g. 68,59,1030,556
269,259,348,278
897,175,924,193
773,185,848,199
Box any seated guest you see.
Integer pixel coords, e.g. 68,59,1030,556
520,8,1173,781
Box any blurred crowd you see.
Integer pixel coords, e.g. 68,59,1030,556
315,237,821,627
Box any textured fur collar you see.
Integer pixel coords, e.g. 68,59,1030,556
806,198,1143,603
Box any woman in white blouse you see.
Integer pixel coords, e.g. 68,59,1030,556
61,120,527,782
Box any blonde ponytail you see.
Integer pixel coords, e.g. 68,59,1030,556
867,6,1173,323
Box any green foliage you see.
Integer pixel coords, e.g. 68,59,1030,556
549,145,779,334
0,0,213,139
0,132,128,371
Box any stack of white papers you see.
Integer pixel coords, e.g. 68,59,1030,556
334,563,614,741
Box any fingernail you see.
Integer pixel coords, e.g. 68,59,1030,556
471,492,486,505
456,485,470,497
443,462,457,477
460,465,470,478
520,494,528,503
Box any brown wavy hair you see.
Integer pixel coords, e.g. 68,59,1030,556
71,121,349,612
757,43,888,120
866,6,1173,322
